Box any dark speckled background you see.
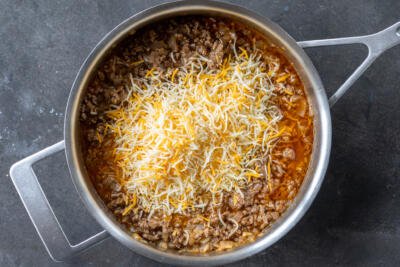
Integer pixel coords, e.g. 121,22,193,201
1,0,400,266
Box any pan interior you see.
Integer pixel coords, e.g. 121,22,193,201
65,1,331,265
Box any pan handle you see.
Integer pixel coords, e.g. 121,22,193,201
9,141,109,262
298,21,400,107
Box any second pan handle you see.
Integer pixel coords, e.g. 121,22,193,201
298,21,400,107
9,141,109,261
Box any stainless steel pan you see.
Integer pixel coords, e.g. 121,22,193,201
9,1,400,265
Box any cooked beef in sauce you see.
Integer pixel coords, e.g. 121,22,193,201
80,16,313,253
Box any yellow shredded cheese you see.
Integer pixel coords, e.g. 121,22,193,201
105,47,284,217
276,73,290,83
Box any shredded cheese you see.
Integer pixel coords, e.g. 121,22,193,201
105,47,285,217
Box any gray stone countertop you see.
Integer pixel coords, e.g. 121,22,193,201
1,0,400,266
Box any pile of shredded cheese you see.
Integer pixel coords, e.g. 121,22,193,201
105,47,287,217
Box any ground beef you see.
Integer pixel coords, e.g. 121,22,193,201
282,147,296,160
80,16,313,254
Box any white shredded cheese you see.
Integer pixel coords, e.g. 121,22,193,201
105,47,285,216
